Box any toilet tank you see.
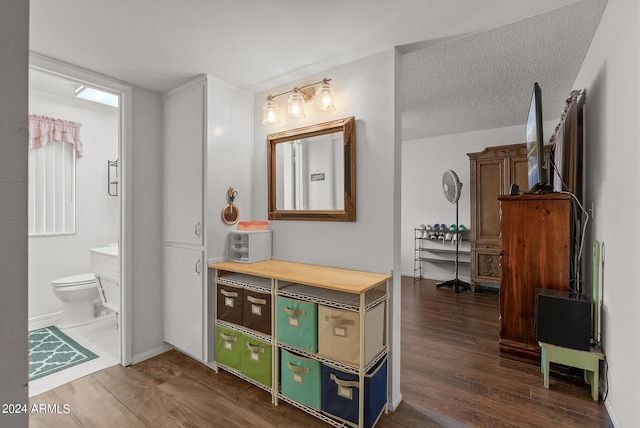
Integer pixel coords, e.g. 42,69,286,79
90,246,119,313
90,246,118,281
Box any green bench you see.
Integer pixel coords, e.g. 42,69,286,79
539,341,605,401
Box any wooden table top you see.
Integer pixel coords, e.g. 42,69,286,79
209,259,391,294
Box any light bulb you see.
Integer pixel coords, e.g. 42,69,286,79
315,80,335,111
288,91,306,118
262,97,280,125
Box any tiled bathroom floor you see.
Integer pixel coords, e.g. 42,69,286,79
28,314,120,397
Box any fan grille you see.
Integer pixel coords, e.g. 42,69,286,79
442,170,461,203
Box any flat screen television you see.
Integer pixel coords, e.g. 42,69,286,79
525,82,551,192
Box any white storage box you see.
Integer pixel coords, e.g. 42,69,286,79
318,302,385,366
229,230,272,263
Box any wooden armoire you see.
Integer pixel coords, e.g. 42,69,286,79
498,193,572,362
467,144,529,290
467,144,551,291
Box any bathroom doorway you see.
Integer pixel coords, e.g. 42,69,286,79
27,55,132,396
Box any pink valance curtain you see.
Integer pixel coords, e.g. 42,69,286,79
28,114,83,158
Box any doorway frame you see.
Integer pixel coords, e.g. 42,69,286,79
29,52,133,366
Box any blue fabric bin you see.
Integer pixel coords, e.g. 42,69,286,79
322,358,388,428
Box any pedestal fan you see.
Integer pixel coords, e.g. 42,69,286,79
436,170,471,293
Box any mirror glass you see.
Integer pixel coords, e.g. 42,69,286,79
274,133,344,211
268,117,355,221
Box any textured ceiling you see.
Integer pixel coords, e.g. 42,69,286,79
401,0,607,140
29,0,607,141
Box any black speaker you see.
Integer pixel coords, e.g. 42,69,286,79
536,289,591,351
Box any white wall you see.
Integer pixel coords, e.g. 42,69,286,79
206,78,254,262
252,49,403,406
401,121,556,280
252,50,397,273
0,1,28,425
571,0,640,425
130,86,165,361
28,88,119,319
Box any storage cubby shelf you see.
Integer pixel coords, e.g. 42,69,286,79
217,272,272,291
277,392,386,428
215,320,272,343
278,282,387,312
217,362,272,394
276,394,351,428
277,342,388,375
210,260,391,428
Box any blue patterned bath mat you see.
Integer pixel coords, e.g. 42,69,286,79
29,326,98,381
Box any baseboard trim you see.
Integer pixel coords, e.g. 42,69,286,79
131,343,173,365
28,312,62,331
389,392,403,411
604,399,619,427
403,271,471,282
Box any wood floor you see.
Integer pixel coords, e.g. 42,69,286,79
30,277,612,428
401,278,611,427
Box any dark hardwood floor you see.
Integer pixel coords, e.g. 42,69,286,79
401,277,611,428
30,276,612,427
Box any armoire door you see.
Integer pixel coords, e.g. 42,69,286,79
473,157,504,246
508,145,552,193
163,244,204,359
508,155,529,191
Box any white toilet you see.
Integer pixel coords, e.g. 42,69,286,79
51,273,100,328
90,245,119,316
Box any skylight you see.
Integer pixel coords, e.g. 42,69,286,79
74,85,119,108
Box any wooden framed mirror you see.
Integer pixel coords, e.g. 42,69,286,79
267,116,355,221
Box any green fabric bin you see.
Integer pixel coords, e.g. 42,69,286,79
241,336,272,387
277,297,318,352
215,326,243,370
281,349,322,410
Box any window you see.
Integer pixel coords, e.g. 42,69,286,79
28,115,81,236
28,141,76,235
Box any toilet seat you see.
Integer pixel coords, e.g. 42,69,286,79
52,273,96,287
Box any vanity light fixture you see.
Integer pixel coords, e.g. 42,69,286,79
262,77,335,125
262,96,280,125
